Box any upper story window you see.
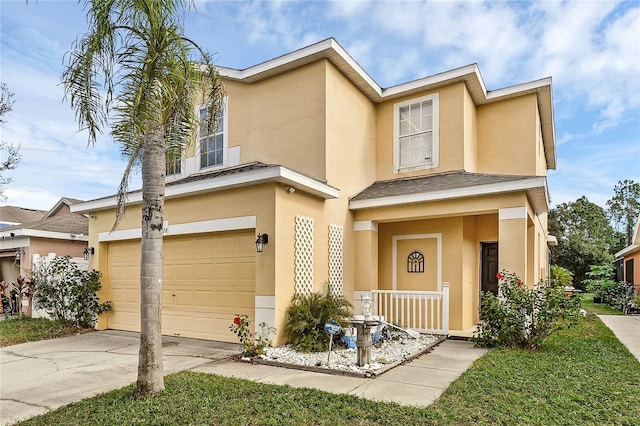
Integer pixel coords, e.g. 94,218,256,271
198,99,227,170
393,93,439,173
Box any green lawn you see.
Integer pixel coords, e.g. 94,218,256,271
580,293,626,315
13,315,640,425
0,317,91,347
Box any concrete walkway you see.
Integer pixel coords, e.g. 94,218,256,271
598,315,640,362
0,331,486,425
193,339,488,408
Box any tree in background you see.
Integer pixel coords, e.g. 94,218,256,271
0,83,21,200
606,179,640,250
549,196,616,288
62,0,223,398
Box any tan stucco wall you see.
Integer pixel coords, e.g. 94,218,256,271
224,62,328,181
477,94,540,176
463,87,478,172
535,108,548,175
325,61,377,196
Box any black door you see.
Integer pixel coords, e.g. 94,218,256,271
481,242,499,295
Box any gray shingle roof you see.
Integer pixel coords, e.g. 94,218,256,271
167,162,273,186
0,214,88,235
351,171,544,201
0,206,47,224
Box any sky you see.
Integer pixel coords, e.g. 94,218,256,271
0,0,639,212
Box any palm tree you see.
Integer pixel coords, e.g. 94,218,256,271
62,0,223,397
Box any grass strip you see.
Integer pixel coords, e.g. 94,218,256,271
0,317,91,347
579,293,626,315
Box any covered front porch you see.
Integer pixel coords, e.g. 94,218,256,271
351,200,549,333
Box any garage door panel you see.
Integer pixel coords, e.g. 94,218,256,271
107,231,255,343
193,263,215,278
193,290,215,306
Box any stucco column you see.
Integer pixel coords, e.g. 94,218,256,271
353,221,378,314
498,207,527,280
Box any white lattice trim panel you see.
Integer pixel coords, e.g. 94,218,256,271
295,215,314,296
328,224,344,296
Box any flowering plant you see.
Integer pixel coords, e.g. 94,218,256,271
229,314,275,357
473,270,580,349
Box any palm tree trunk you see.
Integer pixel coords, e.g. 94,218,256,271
135,125,166,398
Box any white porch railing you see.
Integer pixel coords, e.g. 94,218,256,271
372,283,449,335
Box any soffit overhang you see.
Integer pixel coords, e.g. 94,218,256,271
70,163,339,214
217,38,556,170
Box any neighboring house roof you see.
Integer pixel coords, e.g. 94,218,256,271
349,171,548,213
217,38,556,170
615,214,640,258
44,197,85,219
71,162,340,213
0,206,47,227
0,214,88,240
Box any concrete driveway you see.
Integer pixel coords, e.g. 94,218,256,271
0,330,239,425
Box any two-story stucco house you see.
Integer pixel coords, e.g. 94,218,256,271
71,38,556,344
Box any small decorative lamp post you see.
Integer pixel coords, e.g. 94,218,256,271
361,295,372,320
356,294,374,367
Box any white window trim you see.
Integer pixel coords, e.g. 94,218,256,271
197,96,228,172
393,93,439,174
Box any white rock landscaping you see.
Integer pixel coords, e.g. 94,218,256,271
255,332,443,377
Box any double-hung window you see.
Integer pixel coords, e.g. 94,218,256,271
198,100,226,169
394,93,439,173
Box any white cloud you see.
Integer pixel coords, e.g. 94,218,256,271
529,2,640,133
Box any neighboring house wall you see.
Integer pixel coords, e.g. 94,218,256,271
20,239,87,273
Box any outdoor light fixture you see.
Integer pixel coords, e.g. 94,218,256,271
14,248,24,262
361,295,373,320
255,233,268,253
83,247,95,260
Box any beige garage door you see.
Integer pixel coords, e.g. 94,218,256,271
107,230,256,342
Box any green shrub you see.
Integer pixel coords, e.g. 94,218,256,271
284,283,352,353
473,271,580,349
606,280,635,312
583,264,617,303
31,256,112,327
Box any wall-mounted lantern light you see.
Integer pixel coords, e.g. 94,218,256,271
15,248,24,262
83,247,95,261
255,233,268,253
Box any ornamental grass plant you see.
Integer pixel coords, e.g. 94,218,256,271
284,283,352,353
